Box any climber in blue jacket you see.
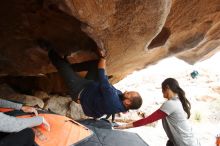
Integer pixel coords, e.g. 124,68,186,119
39,40,142,119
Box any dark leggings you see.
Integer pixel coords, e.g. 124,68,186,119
0,128,35,146
48,49,98,101
70,60,99,81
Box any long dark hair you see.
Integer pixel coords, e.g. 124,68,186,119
162,78,191,119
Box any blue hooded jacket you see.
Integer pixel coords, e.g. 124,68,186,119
80,69,126,118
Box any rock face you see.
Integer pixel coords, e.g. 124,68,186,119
0,0,219,93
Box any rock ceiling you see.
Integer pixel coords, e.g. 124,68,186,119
0,0,219,93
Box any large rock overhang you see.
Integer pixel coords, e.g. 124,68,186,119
0,0,219,94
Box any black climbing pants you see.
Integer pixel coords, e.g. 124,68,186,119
0,128,35,146
48,49,98,101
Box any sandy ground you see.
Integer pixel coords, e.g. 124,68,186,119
114,52,220,146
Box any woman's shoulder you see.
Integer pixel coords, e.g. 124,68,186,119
160,99,180,113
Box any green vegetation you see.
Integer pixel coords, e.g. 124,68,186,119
194,111,202,122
